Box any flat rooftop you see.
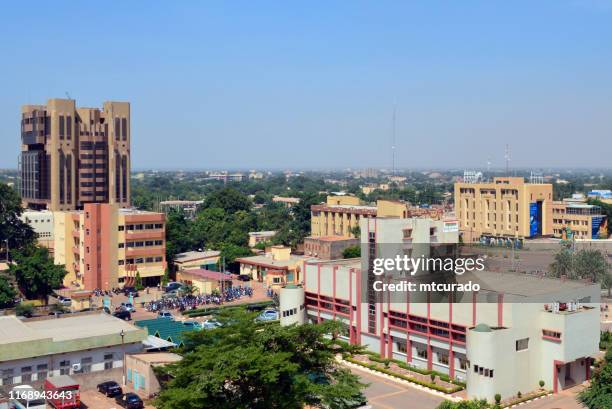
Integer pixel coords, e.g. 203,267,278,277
25,313,141,342
129,352,182,364
175,250,220,263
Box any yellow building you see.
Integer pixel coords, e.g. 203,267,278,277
454,177,553,243
551,200,607,240
54,203,166,290
310,195,444,238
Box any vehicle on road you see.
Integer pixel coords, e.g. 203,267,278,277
115,392,144,409
113,309,132,321
44,375,80,409
9,385,46,409
202,319,222,329
158,310,174,320
257,309,279,321
182,320,202,329
165,282,182,292
96,380,123,397
123,286,139,297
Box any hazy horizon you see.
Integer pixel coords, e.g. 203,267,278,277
1,1,611,169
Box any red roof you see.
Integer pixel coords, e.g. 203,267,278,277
183,269,237,281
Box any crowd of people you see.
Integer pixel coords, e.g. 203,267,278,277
145,286,254,312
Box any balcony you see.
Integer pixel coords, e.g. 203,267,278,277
125,229,164,240
126,247,164,257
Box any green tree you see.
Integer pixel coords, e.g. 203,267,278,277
342,245,361,259
574,249,609,283
219,243,253,273
9,247,67,300
134,272,143,290
0,276,16,308
0,183,36,258
350,225,361,239
579,350,612,409
203,187,252,214
549,247,574,278
156,309,365,409
165,210,196,271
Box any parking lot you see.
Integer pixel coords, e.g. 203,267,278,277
80,389,156,409
352,366,445,409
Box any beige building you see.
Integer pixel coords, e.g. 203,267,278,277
303,236,359,260
551,200,607,240
236,246,311,288
311,195,444,238
173,250,220,271
20,98,130,211
55,203,166,290
125,353,182,398
454,177,553,243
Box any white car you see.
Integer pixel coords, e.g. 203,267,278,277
158,311,174,320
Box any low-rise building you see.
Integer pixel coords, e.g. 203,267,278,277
176,268,235,294
281,216,600,401
0,313,146,387
174,250,220,271
20,210,54,250
54,203,166,290
236,246,311,288
272,196,300,207
552,200,607,240
303,236,359,260
311,195,444,238
159,200,203,219
248,231,277,247
125,353,182,398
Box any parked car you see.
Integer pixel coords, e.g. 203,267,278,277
97,380,123,397
165,282,182,292
257,309,279,321
59,297,72,306
201,319,222,329
123,286,139,297
115,393,144,409
158,311,174,320
113,309,131,321
237,274,251,282
182,320,202,330
120,302,135,312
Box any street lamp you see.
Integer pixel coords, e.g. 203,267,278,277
120,330,126,386
4,239,8,263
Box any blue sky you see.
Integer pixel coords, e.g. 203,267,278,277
1,1,611,169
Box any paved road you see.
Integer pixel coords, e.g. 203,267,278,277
518,386,586,409
353,366,444,409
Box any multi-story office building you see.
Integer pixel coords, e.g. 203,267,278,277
551,200,607,240
310,195,444,238
20,98,130,211
54,203,166,290
454,177,553,243
284,216,600,401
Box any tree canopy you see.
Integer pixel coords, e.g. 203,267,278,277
579,349,612,409
155,309,366,409
9,247,67,300
0,183,36,257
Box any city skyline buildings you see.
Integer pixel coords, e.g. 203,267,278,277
1,2,611,170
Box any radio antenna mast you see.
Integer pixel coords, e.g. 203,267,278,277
391,104,396,176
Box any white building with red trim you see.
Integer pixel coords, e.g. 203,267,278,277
287,216,600,401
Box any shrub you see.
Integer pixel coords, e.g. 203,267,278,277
517,391,522,399
494,393,501,404
539,380,544,388
16,302,34,317
430,373,436,383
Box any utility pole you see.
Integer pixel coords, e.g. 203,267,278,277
4,239,8,263
504,144,510,176
392,105,396,177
